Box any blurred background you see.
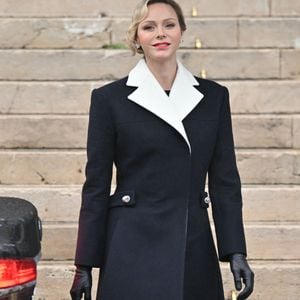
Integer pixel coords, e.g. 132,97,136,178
0,0,299,299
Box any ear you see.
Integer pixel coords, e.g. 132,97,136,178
135,41,141,48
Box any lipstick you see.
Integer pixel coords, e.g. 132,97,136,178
153,42,170,49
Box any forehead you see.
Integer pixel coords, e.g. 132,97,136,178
142,3,177,21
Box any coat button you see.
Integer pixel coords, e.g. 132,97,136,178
122,195,131,203
204,196,210,204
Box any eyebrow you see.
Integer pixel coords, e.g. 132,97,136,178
141,18,177,23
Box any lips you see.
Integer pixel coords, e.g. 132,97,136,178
153,42,170,47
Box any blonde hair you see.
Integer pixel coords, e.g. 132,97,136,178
126,0,186,55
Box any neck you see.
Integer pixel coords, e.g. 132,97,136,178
144,57,178,90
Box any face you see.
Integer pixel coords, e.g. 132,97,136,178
136,3,183,63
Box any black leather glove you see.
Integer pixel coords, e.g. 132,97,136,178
230,253,254,300
70,265,92,300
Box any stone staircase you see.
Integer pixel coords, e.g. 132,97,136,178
0,0,299,299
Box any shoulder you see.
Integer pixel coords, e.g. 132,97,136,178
92,76,129,97
193,77,231,114
90,76,135,108
193,76,228,97
89,76,136,116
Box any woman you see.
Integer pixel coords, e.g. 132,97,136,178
70,0,254,299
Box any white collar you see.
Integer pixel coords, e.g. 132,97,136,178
126,58,204,153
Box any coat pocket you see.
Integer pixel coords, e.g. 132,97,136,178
199,191,210,209
108,190,136,208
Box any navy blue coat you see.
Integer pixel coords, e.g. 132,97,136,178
74,59,247,300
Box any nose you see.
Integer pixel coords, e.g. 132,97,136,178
156,26,166,39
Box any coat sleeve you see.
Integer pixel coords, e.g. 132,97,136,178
75,88,115,268
208,86,247,262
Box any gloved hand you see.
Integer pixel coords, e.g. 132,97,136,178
230,253,254,300
70,265,92,300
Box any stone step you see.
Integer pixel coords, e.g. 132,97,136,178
226,80,300,114
0,150,299,185
1,17,299,50
35,260,300,300
0,185,299,222
272,0,300,16
1,49,294,80
0,116,89,149
238,18,300,48
0,115,296,149
39,222,300,260
0,81,100,115
0,18,238,49
1,1,299,19
236,150,300,185
1,80,299,115
0,0,272,17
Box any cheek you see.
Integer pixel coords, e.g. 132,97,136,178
173,31,182,43
136,31,149,45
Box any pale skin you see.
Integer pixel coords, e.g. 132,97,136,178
136,3,184,90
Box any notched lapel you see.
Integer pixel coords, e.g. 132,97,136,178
126,59,204,154
170,61,204,121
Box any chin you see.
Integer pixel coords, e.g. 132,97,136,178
146,52,176,62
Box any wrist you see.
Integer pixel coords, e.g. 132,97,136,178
229,253,245,260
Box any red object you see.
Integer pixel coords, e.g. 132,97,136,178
0,259,36,288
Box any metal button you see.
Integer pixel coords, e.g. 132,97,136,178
204,196,210,204
121,195,131,203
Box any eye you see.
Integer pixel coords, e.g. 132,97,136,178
166,23,176,28
142,25,154,31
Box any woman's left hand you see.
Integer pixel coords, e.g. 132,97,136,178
229,253,254,299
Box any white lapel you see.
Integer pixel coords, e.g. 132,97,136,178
126,58,204,154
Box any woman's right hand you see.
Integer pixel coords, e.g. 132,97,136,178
70,265,92,300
